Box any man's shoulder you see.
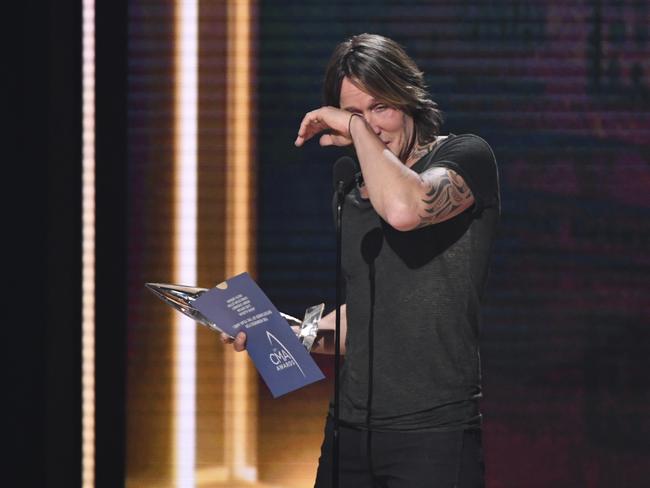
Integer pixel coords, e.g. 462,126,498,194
425,133,496,167
423,133,500,210
441,133,493,151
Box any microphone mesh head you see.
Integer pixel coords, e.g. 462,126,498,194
332,156,357,191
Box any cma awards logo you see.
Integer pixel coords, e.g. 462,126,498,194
266,331,306,377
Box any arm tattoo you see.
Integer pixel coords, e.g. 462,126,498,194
418,169,473,227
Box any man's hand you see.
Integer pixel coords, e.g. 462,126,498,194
294,106,354,148
220,331,247,352
219,326,301,353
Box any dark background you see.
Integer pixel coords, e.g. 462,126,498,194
24,0,650,487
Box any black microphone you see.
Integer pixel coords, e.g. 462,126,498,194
332,156,358,196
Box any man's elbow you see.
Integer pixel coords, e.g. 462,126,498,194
384,204,421,232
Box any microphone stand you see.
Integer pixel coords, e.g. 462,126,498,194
330,155,354,488
333,180,345,488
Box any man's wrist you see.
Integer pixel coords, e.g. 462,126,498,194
348,112,365,139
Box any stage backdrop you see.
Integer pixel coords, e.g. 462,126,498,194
126,1,650,487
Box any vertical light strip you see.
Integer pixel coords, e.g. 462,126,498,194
174,0,198,487
227,0,252,273
225,0,256,482
81,1,96,487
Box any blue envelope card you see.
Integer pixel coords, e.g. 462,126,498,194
193,272,325,398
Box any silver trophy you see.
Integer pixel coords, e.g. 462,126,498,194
145,282,323,351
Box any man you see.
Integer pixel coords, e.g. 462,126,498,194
224,33,500,488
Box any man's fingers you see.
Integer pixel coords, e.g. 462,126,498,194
297,112,319,135
295,127,314,147
295,109,332,146
221,331,246,351
320,133,352,147
319,133,335,146
233,332,247,352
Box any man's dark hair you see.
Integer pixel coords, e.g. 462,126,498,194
323,33,444,152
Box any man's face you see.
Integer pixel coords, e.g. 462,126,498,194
339,77,414,161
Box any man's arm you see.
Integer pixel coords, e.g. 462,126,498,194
294,107,474,231
415,167,474,228
220,304,347,355
348,115,474,231
310,304,347,355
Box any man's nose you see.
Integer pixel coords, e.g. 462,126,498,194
364,112,382,135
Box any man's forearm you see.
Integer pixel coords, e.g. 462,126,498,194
349,114,423,230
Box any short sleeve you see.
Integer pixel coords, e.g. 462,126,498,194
424,134,500,212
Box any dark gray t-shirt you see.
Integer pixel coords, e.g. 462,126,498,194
333,133,500,431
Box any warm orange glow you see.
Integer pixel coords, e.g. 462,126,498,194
224,0,257,482
227,0,252,277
